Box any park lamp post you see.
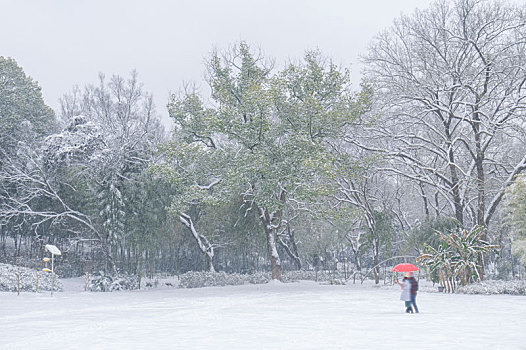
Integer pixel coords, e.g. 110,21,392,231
43,244,61,296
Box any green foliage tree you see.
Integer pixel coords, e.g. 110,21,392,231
0,56,56,259
0,56,55,156
404,216,459,255
123,170,175,276
162,43,362,279
504,175,526,267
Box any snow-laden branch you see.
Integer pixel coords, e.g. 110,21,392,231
484,155,526,226
196,178,221,190
179,212,216,272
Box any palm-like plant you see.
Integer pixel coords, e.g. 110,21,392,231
417,226,499,292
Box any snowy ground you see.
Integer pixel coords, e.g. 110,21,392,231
2,279,525,350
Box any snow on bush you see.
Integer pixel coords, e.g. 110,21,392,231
282,270,345,283
245,272,272,284
0,263,62,292
178,270,348,288
87,271,139,292
456,280,526,296
179,271,248,288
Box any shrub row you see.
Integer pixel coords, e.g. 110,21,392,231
0,263,62,292
456,280,526,295
178,270,347,289
179,271,262,288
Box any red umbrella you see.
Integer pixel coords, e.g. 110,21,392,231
392,263,419,272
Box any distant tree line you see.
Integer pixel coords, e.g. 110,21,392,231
1,0,525,283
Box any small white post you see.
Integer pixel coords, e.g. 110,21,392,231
51,253,55,296
45,245,61,296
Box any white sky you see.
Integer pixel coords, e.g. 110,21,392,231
0,0,434,127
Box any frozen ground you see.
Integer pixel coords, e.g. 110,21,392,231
1,279,525,350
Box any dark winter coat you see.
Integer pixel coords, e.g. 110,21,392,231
408,277,418,295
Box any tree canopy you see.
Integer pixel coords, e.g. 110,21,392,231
0,56,55,156
161,43,366,279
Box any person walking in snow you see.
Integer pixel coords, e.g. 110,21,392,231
397,271,419,313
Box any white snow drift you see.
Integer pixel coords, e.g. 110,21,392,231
1,280,525,349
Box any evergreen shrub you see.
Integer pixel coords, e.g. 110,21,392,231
0,263,62,292
87,271,139,292
456,280,526,295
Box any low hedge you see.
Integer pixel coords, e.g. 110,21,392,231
178,270,347,288
0,263,62,292
456,280,526,295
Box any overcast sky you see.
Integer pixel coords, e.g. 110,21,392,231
1,0,434,127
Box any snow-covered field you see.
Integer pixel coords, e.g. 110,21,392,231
2,279,525,349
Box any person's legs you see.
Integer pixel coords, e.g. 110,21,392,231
410,295,419,313
404,301,413,313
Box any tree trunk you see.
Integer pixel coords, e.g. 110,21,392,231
444,117,464,225
373,236,380,284
257,207,282,280
419,182,430,218
254,192,284,280
266,226,282,280
0,225,6,258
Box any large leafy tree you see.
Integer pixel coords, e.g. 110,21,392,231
0,56,56,256
156,138,229,272
163,43,361,279
0,56,55,157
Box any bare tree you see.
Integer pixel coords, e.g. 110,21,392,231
0,136,118,273
335,170,400,284
360,0,526,232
